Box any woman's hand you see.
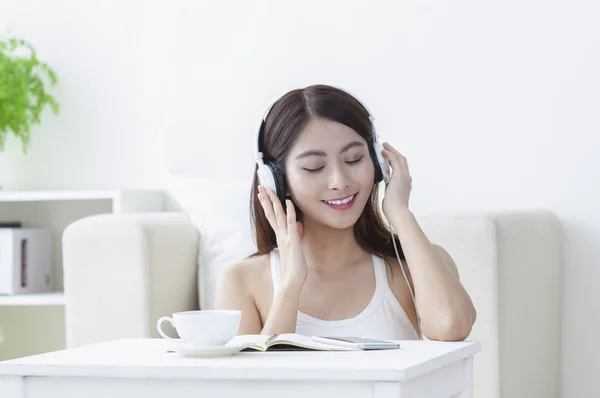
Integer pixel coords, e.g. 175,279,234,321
258,186,308,287
381,142,413,221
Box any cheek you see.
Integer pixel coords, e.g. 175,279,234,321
286,170,315,200
354,159,375,187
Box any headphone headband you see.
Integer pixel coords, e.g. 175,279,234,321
255,86,379,162
254,86,390,196
255,94,283,162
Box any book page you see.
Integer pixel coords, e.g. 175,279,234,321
269,334,357,351
226,334,272,350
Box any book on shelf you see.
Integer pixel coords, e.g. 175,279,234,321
0,222,21,228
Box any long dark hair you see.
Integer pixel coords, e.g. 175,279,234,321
249,84,405,264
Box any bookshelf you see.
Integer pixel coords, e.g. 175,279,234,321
0,190,165,360
0,292,65,306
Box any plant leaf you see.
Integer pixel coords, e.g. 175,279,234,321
0,36,60,154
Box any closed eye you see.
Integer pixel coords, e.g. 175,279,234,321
346,155,364,165
303,156,364,173
303,166,324,173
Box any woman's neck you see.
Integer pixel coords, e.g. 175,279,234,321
300,218,369,273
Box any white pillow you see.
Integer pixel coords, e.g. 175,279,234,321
166,174,257,310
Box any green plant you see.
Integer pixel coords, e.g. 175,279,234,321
0,36,59,154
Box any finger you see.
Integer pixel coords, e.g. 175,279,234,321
258,186,277,231
383,150,412,186
266,188,287,233
286,200,299,241
382,149,401,172
383,142,409,172
258,186,278,232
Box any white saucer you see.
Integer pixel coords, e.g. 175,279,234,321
171,344,252,358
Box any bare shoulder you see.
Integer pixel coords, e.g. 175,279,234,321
431,244,460,278
216,254,271,291
214,254,272,334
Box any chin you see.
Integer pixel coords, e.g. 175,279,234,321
327,219,358,230
305,216,357,231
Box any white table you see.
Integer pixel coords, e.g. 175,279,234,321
0,338,480,398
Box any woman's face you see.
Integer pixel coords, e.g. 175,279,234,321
284,117,375,230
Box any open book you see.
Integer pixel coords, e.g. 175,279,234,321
225,333,359,352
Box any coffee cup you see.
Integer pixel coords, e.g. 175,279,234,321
156,310,241,347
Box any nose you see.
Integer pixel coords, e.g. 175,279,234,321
328,164,350,191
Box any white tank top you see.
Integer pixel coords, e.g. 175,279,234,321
269,249,419,340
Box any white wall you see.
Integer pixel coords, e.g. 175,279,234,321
0,0,168,189
2,1,599,397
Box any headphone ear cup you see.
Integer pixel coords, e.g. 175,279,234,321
372,141,391,183
266,162,287,207
257,162,278,193
369,143,383,183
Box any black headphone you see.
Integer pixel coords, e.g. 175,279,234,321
255,87,390,204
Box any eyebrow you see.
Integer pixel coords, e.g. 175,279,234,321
295,141,365,160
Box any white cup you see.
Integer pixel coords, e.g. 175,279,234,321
156,310,241,347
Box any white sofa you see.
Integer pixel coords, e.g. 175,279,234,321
62,207,562,398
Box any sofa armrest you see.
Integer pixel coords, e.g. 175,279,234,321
62,213,198,348
418,210,561,398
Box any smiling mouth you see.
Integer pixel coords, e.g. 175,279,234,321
322,194,357,210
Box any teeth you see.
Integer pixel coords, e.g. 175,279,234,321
325,195,355,205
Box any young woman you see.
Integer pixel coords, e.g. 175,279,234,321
215,84,476,341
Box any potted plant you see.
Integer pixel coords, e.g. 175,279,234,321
0,36,60,155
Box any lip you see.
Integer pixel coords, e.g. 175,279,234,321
324,194,355,202
321,193,358,210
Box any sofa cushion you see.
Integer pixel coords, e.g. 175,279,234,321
166,174,257,310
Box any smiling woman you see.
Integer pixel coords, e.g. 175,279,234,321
281,117,378,232
215,84,476,342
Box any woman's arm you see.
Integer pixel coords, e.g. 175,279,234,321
390,209,477,341
380,142,476,341
254,187,308,335
260,281,303,335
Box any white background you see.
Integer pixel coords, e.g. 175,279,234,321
1,1,599,396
